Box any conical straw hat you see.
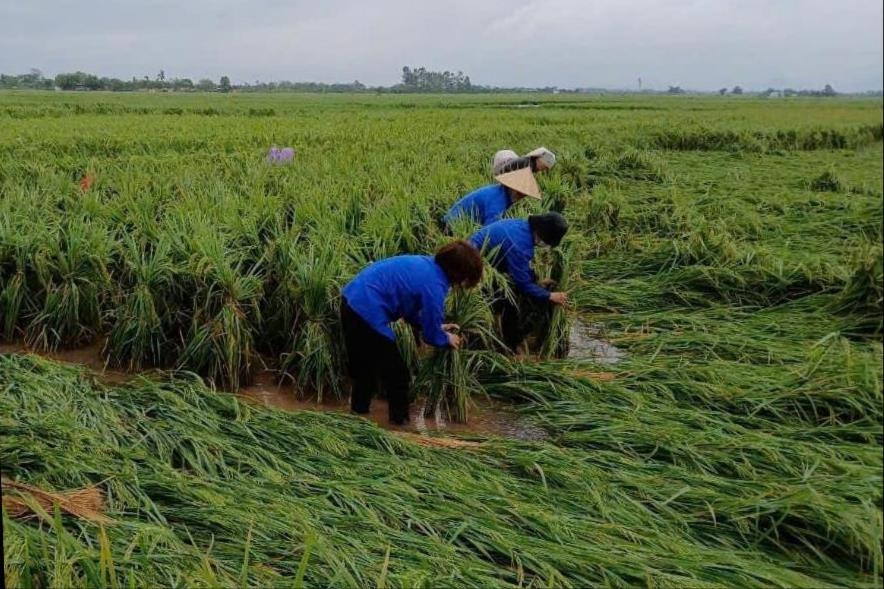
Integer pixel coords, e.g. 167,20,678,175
494,166,541,200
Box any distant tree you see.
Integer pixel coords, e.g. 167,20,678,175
822,84,836,96
83,74,101,90
219,76,231,92
196,78,215,92
666,85,685,94
718,87,727,95
157,70,165,81
54,71,99,90
54,72,75,90
398,66,474,93
759,87,777,98
783,88,797,97
731,85,743,95
102,77,128,91
20,68,42,87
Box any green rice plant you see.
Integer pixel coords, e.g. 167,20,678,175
612,148,670,182
809,168,845,192
0,213,43,340
177,226,263,391
583,187,625,230
105,235,180,369
358,196,430,260
538,243,574,359
24,217,114,350
415,287,507,422
539,172,574,214
829,241,883,337
277,238,349,400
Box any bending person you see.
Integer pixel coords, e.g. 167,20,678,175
442,159,541,230
340,240,483,425
469,213,568,352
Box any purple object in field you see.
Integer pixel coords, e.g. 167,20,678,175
267,146,295,163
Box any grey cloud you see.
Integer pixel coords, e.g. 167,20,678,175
1,0,881,90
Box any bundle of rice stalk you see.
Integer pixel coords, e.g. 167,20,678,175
829,241,883,336
392,431,483,449
279,239,349,401
178,229,263,391
393,320,420,374
105,236,180,370
25,218,113,351
416,288,509,423
538,243,574,359
2,477,112,524
0,237,34,341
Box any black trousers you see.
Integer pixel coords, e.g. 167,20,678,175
340,299,410,424
492,287,553,353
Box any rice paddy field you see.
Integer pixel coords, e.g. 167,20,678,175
1,91,882,588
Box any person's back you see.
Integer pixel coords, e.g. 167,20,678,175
342,255,450,346
469,213,569,352
469,218,529,269
470,213,570,304
340,241,483,424
442,183,511,227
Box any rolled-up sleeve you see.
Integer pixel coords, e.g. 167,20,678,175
418,287,451,347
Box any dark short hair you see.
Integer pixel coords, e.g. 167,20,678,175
435,240,483,288
528,212,568,248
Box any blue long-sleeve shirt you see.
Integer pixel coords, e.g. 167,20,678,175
469,219,551,301
443,183,512,227
342,255,451,347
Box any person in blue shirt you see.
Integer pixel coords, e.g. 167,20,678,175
441,162,541,230
469,213,569,352
340,240,483,425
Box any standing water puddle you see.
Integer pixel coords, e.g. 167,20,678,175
567,319,626,364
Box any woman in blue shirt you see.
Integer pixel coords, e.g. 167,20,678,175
441,161,542,230
340,240,483,425
469,213,569,352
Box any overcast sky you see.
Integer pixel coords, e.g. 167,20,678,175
2,0,882,91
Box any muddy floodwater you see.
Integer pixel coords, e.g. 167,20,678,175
0,340,132,383
567,319,626,364
1,342,548,442
239,370,548,441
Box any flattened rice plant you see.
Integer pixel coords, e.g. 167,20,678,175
830,241,884,336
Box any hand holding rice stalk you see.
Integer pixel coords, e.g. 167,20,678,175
416,275,511,423
538,242,574,359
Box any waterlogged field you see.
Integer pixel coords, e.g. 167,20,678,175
1,91,882,587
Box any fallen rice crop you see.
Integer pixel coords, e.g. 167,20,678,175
1,90,882,587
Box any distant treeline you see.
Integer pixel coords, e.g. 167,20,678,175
0,67,556,94
1,68,881,96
